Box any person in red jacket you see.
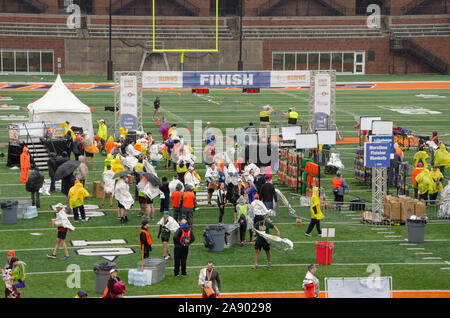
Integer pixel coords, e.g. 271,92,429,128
20,146,30,184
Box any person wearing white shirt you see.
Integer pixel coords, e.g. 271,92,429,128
302,264,320,298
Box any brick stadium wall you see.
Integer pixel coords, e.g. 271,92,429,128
0,37,65,73
262,37,391,74
0,13,448,75
64,38,262,74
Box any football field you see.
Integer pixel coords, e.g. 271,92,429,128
0,74,449,298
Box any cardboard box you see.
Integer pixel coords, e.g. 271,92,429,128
415,201,426,218
93,181,105,199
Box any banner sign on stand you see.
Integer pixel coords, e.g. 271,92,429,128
119,76,138,131
369,136,394,159
313,73,331,130
364,142,391,167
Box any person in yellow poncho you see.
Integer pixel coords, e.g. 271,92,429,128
104,154,114,171
111,156,125,176
415,168,434,203
434,144,450,177
120,127,128,139
413,146,429,168
63,121,76,141
97,119,107,151
429,166,444,202
68,180,90,222
305,187,324,237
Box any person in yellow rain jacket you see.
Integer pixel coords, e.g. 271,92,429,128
429,166,444,202
97,119,107,149
68,180,90,222
413,146,429,168
415,168,434,203
120,127,128,140
63,121,76,141
305,187,324,237
433,144,450,177
104,153,114,171
111,156,125,176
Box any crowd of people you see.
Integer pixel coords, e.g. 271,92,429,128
10,101,449,299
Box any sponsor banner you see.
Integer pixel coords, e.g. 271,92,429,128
142,71,183,89
270,71,309,88
120,76,138,131
314,73,331,130
183,71,271,88
364,142,391,168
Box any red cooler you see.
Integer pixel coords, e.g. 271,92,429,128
314,241,334,265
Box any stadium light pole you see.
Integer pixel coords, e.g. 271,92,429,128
107,0,113,80
237,0,243,71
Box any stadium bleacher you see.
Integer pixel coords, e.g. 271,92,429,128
243,25,384,39
390,23,450,38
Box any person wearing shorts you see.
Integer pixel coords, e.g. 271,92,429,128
157,211,173,260
251,215,280,269
47,203,73,260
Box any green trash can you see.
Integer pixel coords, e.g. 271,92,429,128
206,225,226,252
93,262,116,294
1,200,18,225
407,220,426,243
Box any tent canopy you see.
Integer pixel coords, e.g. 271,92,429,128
27,74,94,137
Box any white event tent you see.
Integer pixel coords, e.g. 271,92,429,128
27,74,94,137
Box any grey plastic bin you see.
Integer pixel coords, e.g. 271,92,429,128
407,220,426,243
206,225,226,252
138,258,166,284
93,262,116,294
223,224,239,248
1,200,18,225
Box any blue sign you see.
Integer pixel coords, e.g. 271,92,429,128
369,135,394,156
183,71,271,88
364,142,391,168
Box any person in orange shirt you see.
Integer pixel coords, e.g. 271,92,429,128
20,147,30,183
179,185,197,227
394,143,403,160
412,162,423,199
171,183,183,222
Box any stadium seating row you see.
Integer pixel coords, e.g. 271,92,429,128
0,22,448,39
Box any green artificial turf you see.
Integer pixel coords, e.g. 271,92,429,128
0,74,449,298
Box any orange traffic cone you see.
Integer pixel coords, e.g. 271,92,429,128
156,118,160,126
186,126,190,134
227,136,230,145
33,97,35,102
91,106,94,113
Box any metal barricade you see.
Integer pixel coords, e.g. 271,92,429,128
287,193,392,229
404,199,450,224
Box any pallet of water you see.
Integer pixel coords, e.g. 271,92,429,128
128,269,152,286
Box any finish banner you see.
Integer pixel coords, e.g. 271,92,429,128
142,71,310,89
